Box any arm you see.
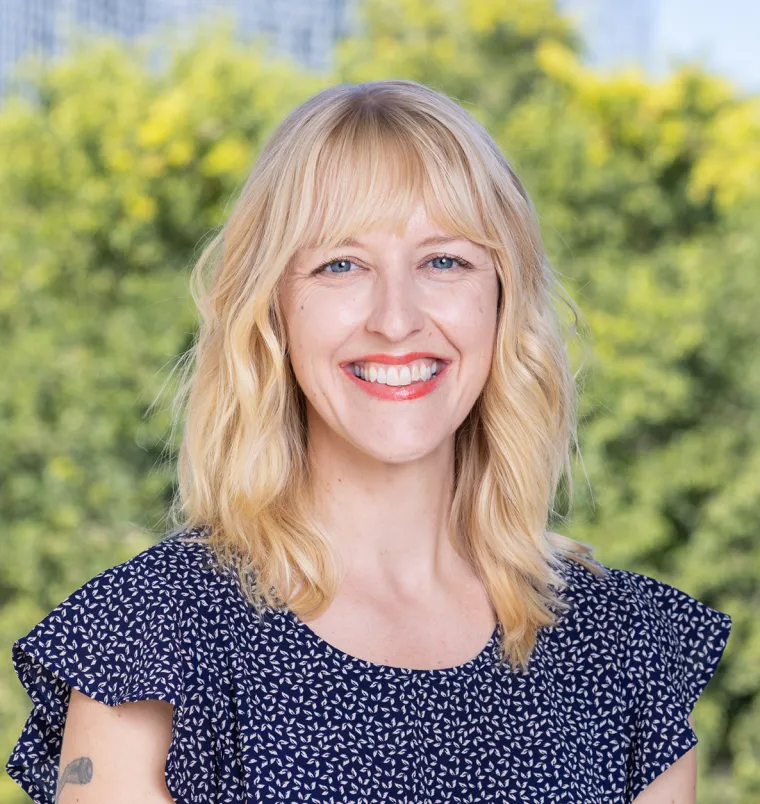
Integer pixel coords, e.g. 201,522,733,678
632,713,697,804
55,689,176,803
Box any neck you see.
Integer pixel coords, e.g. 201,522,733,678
305,416,464,599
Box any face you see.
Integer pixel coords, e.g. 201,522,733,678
279,203,500,464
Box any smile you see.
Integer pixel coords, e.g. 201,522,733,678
352,357,440,385
341,358,449,401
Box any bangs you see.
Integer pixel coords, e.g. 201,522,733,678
293,107,504,254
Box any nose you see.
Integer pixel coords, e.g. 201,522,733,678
364,266,426,342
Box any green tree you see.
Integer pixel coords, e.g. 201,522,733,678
0,24,326,801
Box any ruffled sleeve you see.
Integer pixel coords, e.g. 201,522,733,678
4,540,216,803
615,569,732,803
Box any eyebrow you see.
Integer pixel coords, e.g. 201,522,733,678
333,234,469,249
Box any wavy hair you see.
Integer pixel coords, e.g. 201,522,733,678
166,79,604,673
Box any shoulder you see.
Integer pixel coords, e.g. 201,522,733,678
101,525,223,591
538,555,631,680
50,526,229,626
557,559,733,802
549,553,629,642
554,553,730,637
551,554,732,708
11,526,243,706
6,527,226,800
61,525,239,619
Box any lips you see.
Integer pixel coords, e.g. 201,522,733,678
340,359,449,401
341,351,450,366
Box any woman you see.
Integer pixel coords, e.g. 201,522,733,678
7,80,731,804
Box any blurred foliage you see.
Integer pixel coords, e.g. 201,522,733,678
0,1,758,801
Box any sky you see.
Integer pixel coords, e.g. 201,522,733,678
559,0,760,95
655,0,760,93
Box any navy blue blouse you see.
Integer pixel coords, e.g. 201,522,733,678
6,527,732,803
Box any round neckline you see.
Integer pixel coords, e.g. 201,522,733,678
284,607,501,677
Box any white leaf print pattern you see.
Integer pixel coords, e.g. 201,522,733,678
5,527,731,804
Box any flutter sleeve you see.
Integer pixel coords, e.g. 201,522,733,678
4,543,214,803
615,569,732,803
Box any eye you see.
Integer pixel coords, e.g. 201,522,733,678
312,256,358,275
313,253,474,276
428,254,473,272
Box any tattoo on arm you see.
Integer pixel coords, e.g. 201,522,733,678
55,757,93,803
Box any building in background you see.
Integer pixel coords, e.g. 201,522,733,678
0,0,758,102
0,0,354,99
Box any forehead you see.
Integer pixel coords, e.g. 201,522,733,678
298,204,492,257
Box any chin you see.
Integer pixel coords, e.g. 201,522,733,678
352,436,446,465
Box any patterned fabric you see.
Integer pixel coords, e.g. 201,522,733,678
6,527,732,803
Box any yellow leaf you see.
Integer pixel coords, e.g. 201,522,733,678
166,139,194,167
126,193,157,221
201,138,251,177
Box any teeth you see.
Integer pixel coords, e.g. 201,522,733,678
350,358,443,386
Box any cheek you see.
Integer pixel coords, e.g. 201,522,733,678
433,283,498,365
285,290,362,379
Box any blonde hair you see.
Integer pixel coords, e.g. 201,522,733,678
167,79,604,673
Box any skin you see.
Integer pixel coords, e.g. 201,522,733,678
279,203,501,668
55,688,175,802
280,204,499,585
53,205,696,802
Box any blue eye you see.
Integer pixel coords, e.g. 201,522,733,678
313,253,473,276
430,255,462,271
318,258,356,275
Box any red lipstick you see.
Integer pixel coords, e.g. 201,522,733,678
340,354,450,401
343,351,447,365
